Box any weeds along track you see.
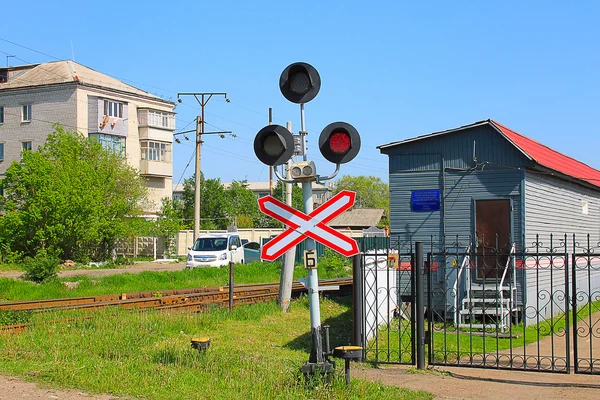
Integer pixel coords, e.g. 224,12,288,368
0,278,353,332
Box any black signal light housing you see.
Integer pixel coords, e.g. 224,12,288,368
279,62,321,104
254,124,295,166
318,122,361,164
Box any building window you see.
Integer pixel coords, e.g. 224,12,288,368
104,100,124,118
21,104,32,122
0,143,4,161
141,140,171,162
147,110,175,129
89,133,126,156
22,141,32,152
0,106,4,124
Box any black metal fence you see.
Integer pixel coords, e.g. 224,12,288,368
359,234,600,375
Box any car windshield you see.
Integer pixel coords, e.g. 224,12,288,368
192,238,228,251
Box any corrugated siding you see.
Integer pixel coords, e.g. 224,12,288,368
524,172,600,319
444,169,523,240
389,167,525,308
389,168,523,242
386,124,530,173
389,171,442,245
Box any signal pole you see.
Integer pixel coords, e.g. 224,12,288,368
177,92,230,240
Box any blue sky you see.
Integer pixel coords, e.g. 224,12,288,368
2,1,598,186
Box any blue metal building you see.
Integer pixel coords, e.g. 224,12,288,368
378,119,600,327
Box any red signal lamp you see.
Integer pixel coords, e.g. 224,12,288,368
319,122,361,164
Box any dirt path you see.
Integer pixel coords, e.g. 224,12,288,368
0,261,185,280
356,365,600,400
0,375,119,400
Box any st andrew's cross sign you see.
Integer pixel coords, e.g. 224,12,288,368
258,190,359,261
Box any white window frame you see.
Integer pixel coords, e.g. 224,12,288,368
103,100,124,118
22,141,32,152
21,104,32,122
140,140,171,163
0,143,4,161
0,106,4,124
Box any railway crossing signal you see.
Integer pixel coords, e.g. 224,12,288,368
319,122,361,164
254,61,363,377
258,190,359,261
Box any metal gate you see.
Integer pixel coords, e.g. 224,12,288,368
360,234,600,375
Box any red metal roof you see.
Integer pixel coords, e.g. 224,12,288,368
490,120,600,189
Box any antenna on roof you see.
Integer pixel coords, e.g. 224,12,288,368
473,140,477,164
70,40,75,61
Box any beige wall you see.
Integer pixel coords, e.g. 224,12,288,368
76,86,175,212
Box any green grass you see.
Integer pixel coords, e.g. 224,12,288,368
0,260,351,302
0,296,432,400
366,298,600,364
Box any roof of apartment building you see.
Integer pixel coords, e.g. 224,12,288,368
0,60,174,104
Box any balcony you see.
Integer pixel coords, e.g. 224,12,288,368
139,160,172,177
138,109,175,142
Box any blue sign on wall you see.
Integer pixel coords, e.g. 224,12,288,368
411,190,441,212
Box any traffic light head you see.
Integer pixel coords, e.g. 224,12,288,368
318,122,361,164
254,124,295,166
279,62,321,104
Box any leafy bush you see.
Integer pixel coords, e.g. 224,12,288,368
318,248,350,277
22,251,61,283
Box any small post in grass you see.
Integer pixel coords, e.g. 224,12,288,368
229,261,234,311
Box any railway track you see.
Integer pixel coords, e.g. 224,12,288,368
0,278,352,333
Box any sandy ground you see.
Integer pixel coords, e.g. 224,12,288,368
1,262,599,399
0,261,186,280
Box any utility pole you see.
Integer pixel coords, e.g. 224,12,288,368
268,108,273,196
177,92,231,241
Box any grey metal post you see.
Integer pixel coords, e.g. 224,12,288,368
229,261,234,312
415,241,425,369
278,128,295,312
304,180,324,364
352,254,364,355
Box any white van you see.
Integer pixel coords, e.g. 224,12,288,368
186,233,244,268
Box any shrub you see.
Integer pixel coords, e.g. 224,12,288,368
22,251,61,283
318,248,350,277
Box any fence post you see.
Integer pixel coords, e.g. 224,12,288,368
229,261,235,312
415,241,425,369
352,254,364,359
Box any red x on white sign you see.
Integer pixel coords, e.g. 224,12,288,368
258,190,359,261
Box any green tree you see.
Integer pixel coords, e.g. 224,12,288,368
154,198,183,257
225,180,259,228
0,125,148,262
179,175,231,230
333,175,390,225
272,181,304,211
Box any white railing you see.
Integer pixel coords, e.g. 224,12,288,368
498,242,516,330
453,245,471,327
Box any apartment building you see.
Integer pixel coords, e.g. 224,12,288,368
0,61,176,214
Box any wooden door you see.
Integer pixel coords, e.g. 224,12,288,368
475,199,511,281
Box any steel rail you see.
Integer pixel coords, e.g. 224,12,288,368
0,278,352,333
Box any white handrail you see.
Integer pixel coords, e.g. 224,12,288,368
453,245,471,327
498,242,516,330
